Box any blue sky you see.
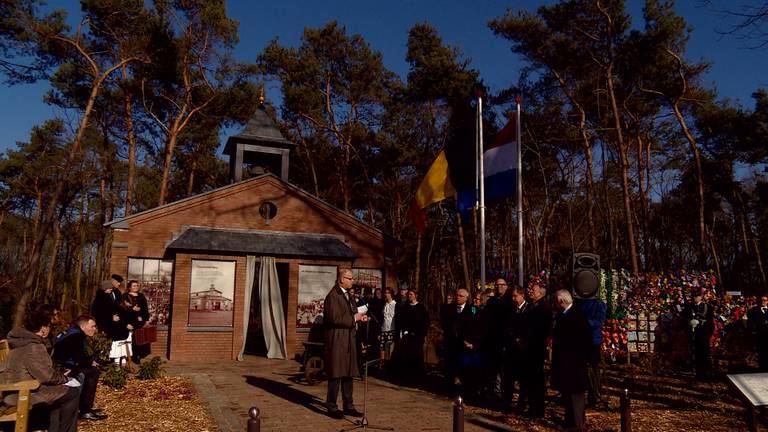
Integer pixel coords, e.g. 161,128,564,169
1,0,766,153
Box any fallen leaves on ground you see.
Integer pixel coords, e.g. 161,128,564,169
78,376,217,432
465,366,751,432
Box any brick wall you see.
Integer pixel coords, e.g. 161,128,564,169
108,175,396,362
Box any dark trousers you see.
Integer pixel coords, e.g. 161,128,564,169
693,336,711,378
500,349,522,406
443,344,461,391
45,387,80,432
562,391,586,430
326,377,354,411
523,352,547,417
74,366,100,412
586,344,603,404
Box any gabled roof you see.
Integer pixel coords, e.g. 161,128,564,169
167,227,358,259
223,107,296,155
105,174,398,246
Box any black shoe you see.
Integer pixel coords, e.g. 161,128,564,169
80,411,108,420
343,408,363,418
327,409,344,420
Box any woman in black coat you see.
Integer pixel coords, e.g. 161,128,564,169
123,280,151,363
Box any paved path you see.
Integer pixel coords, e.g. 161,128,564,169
167,357,510,432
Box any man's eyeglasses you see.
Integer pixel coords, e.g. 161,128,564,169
343,276,354,280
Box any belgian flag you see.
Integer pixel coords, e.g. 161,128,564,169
407,99,476,232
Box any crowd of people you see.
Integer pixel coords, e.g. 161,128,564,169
438,279,605,430
1,274,151,432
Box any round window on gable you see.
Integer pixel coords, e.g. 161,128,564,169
259,201,278,225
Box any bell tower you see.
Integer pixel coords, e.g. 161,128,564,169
223,95,295,183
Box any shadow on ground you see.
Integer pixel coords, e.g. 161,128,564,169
243,375,328,415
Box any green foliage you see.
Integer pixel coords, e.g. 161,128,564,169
136,356,164,380
102,363,129,389
87,332,112,364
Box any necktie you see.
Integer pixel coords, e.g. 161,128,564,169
456,305,462,313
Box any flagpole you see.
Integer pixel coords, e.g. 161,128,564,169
477,90,486,294
516,96,524,287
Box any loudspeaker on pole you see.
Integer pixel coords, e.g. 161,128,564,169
572,253,600,299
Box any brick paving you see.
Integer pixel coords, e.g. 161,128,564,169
166,357,509,432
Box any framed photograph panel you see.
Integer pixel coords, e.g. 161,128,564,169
188,260,236,327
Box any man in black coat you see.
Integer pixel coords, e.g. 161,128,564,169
500,285,529,411
551,290,592,430
441,288,475,394
323,268,367,419
90,275,123,340
52,315,106,421
748,295,768,371
486,278,511,403
520,283,552,418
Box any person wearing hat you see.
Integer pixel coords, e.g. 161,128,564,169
686,290,714,379
90,275,124,341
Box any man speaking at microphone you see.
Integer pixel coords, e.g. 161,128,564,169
324,268,367,419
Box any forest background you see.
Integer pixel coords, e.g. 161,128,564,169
0,0,767,331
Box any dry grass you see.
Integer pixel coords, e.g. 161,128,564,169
78,376,217,432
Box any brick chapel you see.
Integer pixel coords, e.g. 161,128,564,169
106,106,398,361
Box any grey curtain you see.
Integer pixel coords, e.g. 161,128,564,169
259,256,287,359
237,255,258,361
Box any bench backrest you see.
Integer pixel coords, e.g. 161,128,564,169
0,380,40,432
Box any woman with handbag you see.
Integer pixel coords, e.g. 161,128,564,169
123,280,151,364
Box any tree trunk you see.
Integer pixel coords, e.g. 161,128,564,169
122,64,138,217
187,158,198,196
671,103,707,268
44,221,62,300
605,69,639,274
414,233,422,292
456,212,471,290
636,131,650,271
753,238,768,291
158,131,179,206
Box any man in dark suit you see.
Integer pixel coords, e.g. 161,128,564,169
323,268,367,419
551,290,592,430
500,285,529,412
521,283,552,418
748,295,768,371
441,288,475,394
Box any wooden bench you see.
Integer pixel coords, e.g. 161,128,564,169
0,340,9,372
0,380,40,432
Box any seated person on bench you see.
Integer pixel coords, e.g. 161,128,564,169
53,314,107,421
4,305,81,432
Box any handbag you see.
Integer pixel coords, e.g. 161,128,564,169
134,326,157,345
